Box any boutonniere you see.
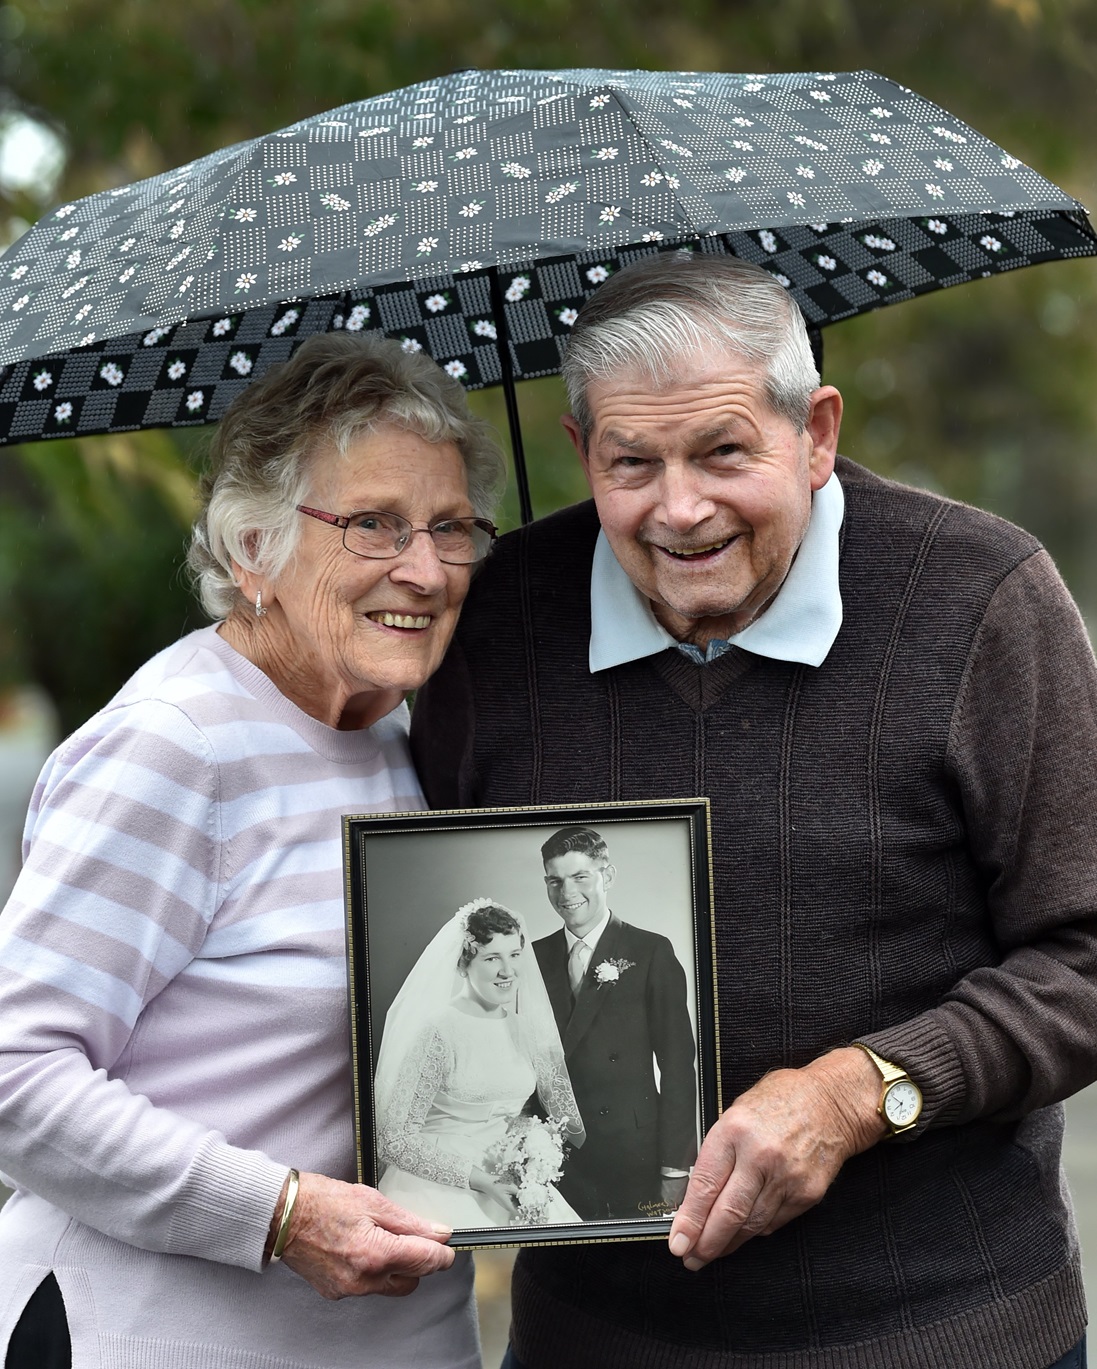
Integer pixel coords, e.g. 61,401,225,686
594,957,635,987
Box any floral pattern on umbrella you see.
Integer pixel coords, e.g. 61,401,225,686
0,66,1093,446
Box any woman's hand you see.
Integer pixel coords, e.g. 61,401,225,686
279,1172,455,1299
469,1165,519,1216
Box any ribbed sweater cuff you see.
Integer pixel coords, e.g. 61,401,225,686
166,1137,288,1271
858,1012,967,1128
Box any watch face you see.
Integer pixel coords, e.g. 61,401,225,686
883,1080,922,1128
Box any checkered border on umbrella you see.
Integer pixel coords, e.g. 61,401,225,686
1,206,1092,446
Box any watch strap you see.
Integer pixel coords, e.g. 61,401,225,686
854,1041,908,1086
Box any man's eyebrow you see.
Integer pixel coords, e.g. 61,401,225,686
600,429,655,452
599,423,746,450
693,424,742,444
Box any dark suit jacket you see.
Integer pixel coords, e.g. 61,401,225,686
534,913,697,1220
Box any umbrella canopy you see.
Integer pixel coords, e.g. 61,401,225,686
1,66,1093,511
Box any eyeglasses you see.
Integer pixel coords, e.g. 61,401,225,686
296,505,498,565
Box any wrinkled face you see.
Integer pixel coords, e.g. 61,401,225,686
464,931,523,1010
268,427,474,724
565,353,840,645
544,851,614,939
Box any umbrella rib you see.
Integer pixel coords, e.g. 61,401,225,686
610,91,703,242
541,74,702,241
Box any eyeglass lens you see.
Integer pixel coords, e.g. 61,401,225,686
343,511,494,564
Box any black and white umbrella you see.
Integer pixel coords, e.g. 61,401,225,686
1,67,1093,520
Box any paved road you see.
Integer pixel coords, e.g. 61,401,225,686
1063,1082,1097,1291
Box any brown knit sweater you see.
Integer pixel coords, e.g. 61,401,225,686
411,458,1097,1368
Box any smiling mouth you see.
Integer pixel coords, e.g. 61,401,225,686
366,611,432,629
659,536,735,561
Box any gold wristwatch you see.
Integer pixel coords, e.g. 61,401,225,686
854,1043,923,1138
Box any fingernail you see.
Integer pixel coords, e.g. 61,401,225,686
669,1233,690,1257
431,1223,453,1237
683,1256,705,1272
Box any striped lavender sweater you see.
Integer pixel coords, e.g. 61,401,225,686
0,626,479,1369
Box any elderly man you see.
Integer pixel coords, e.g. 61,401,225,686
410,252,1097,1369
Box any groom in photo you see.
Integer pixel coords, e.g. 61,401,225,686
534,825,697,1220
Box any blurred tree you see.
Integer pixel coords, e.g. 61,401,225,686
0,0,1095,730
0,437,202,733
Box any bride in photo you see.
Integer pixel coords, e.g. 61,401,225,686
375,899,585,1228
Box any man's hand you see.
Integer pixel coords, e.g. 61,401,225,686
281,1172,455,1299
668,1047,886,1270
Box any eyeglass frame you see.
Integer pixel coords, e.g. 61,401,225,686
296,504,499,565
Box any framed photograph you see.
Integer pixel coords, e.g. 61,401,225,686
343,799,718,1249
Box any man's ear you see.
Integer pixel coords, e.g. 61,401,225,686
805,385,843,491
561,414,593,491
602,863,616,890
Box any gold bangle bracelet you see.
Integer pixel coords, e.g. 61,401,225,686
269,1168,300,1264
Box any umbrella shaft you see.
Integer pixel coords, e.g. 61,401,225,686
489,267,534,525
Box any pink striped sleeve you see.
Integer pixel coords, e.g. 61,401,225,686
0,697,286,1270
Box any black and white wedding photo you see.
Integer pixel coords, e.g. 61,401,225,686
345,801,718,1246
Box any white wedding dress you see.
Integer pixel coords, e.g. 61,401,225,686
377,1003,581,1229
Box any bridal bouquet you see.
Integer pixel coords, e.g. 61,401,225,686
484,1115,567,1224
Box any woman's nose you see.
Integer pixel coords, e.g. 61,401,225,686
388,529,450,592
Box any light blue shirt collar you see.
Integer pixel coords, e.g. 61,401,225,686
589,473,844,672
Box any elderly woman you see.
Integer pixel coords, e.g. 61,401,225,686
0,333,505,1369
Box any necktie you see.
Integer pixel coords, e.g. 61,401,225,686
568,939,590,995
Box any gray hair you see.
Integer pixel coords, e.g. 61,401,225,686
186,332,506,620
561,251,820,442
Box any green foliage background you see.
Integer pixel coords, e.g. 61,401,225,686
1,0,1095,733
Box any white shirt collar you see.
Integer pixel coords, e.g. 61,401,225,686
589,472,844,673
563,907,612,956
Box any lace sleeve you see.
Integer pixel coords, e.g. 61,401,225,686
376,1021,474,1189
533,1051,585,1142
